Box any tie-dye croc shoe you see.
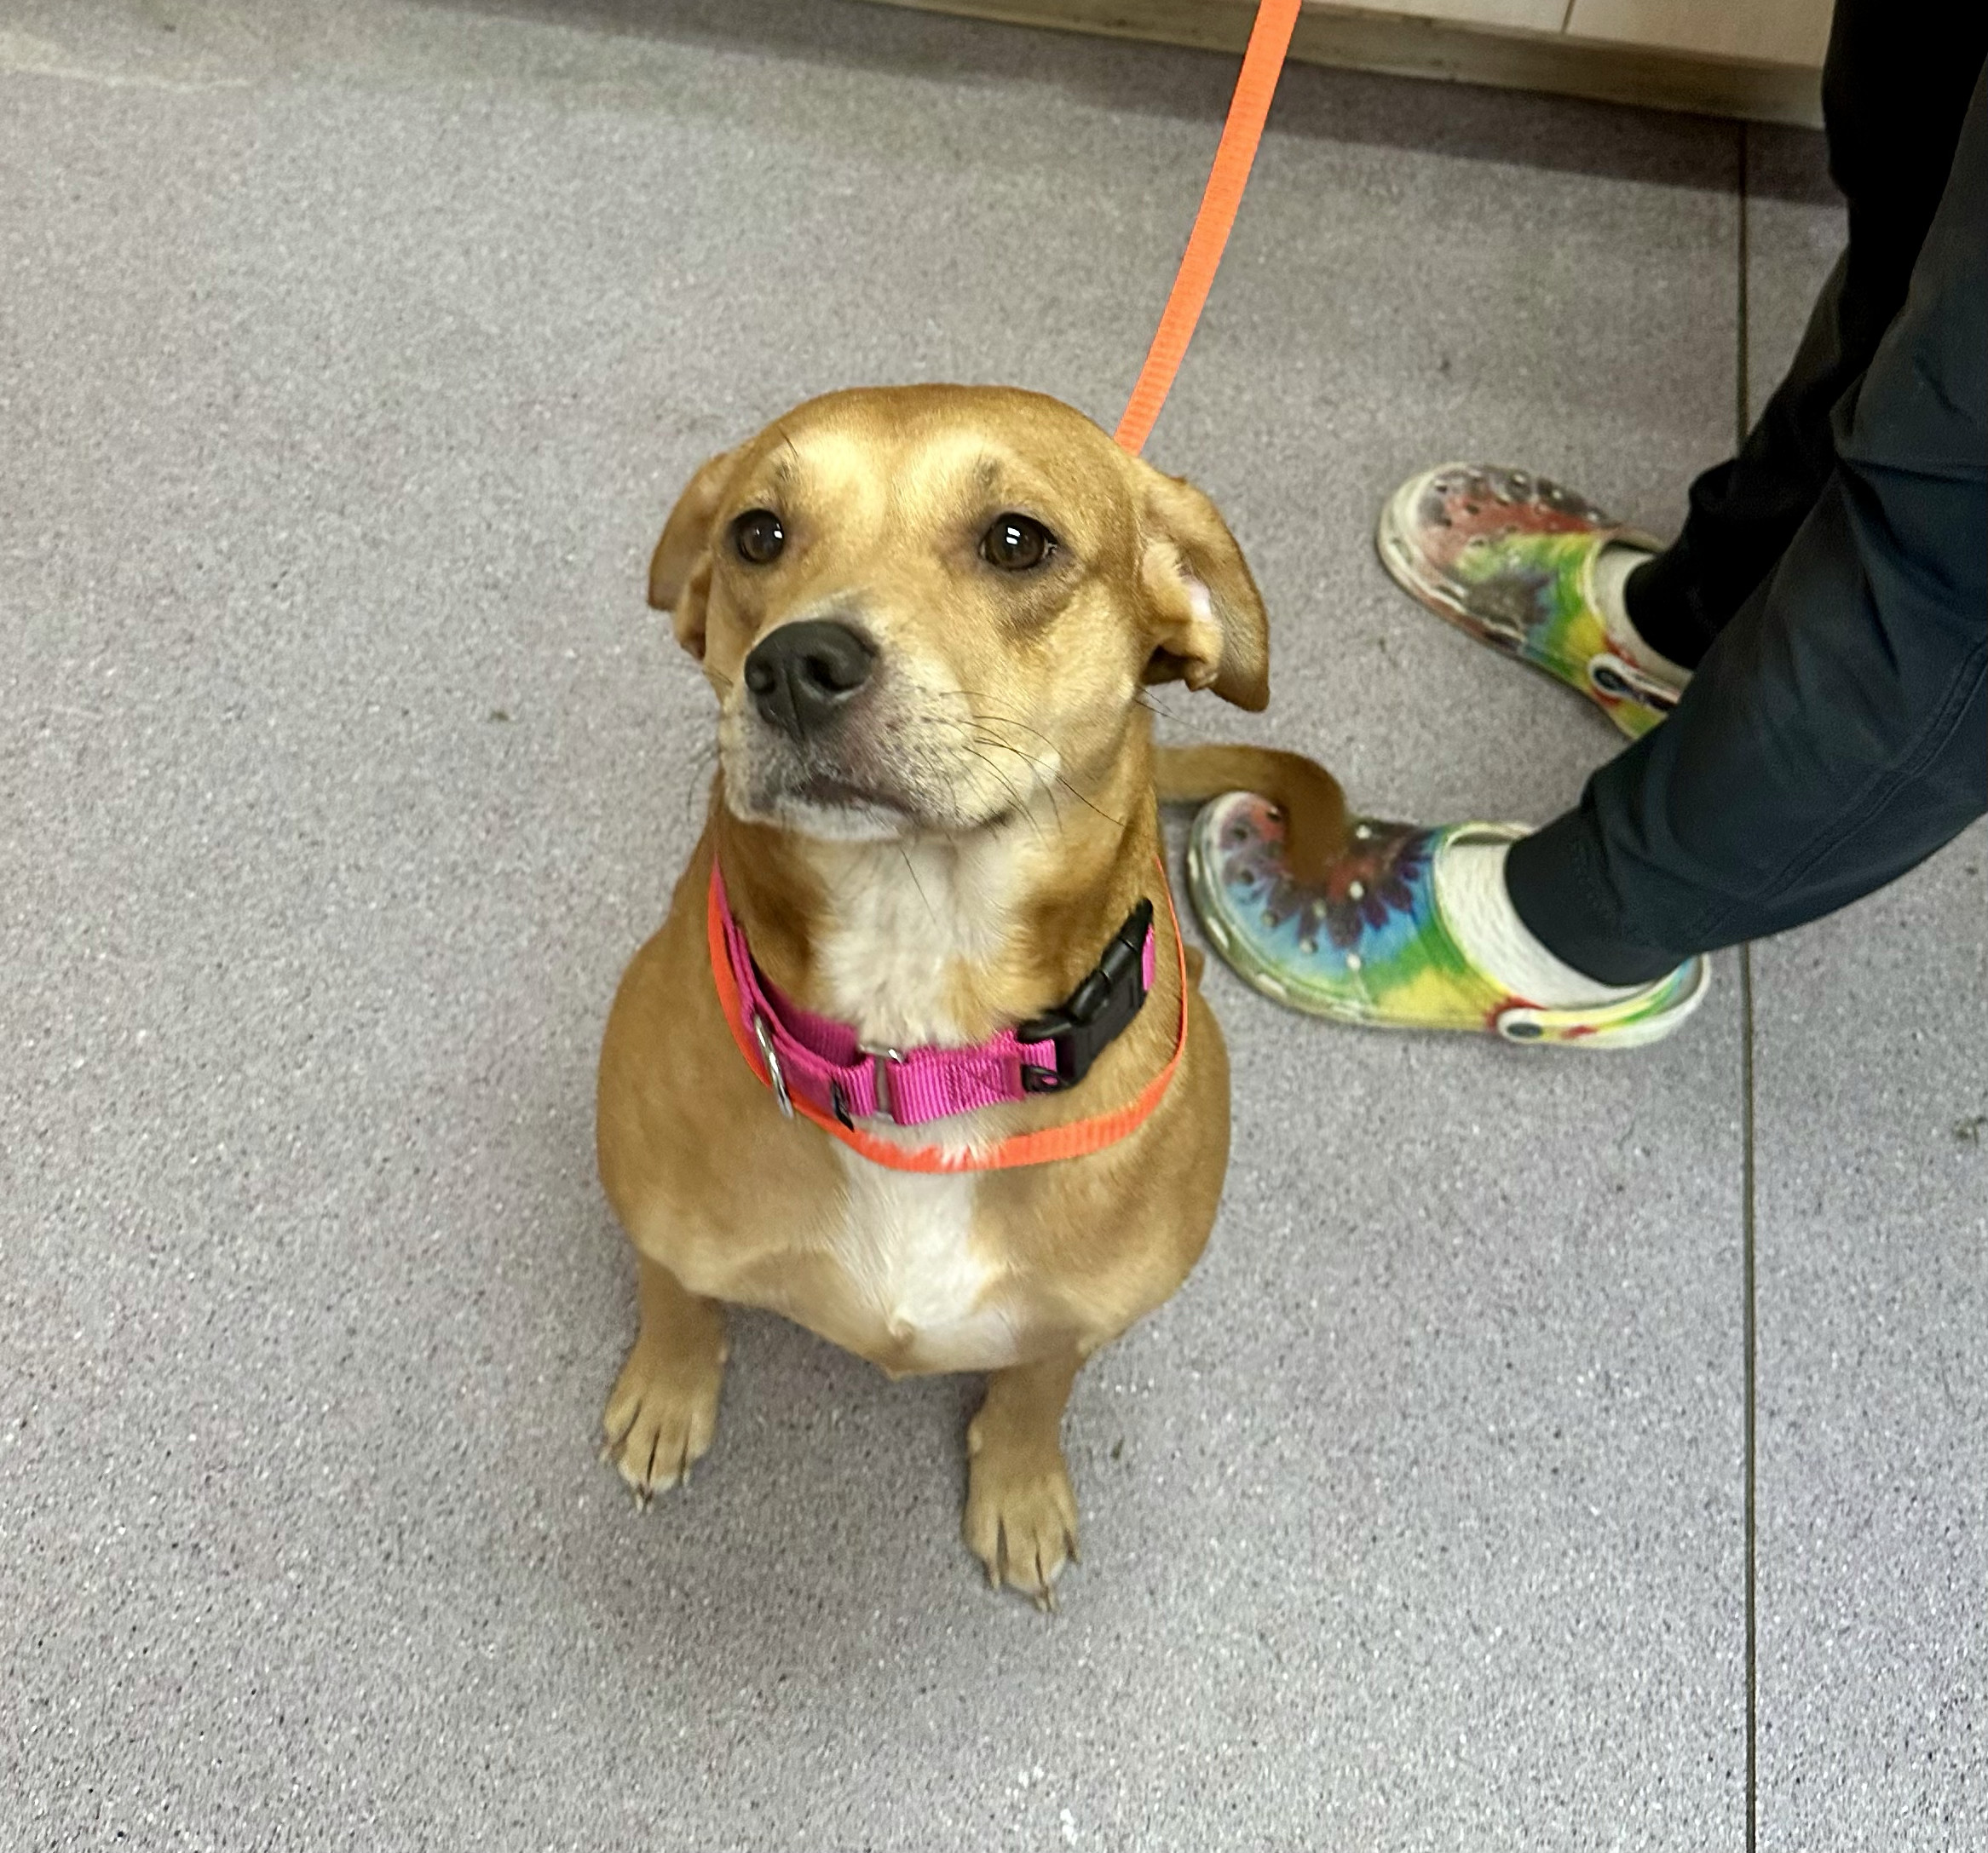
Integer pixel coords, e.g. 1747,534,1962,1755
1375,463,1684,739
1185,791,1709,1047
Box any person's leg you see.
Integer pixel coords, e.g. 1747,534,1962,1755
1369,9,1987,750
1623,0,1988,670
1196,26,1983,1042
1507,64,1988,985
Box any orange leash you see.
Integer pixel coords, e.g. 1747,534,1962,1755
709,860,1190,1175
1114,0,1300,456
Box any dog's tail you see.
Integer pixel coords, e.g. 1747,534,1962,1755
1154,745,1351,885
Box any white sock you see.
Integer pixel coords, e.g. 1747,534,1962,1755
1433,838,1645,1008
1593,545,1691,689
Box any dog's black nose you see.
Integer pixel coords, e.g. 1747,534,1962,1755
742,619,875,739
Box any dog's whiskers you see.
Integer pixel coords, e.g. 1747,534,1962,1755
970,723,1126,831
1134,689,1214,737
897,844,939,925
938,691,1063,755
941,690,1129,831
680,739,721,826
917,710,1062,843
956,744,1049,846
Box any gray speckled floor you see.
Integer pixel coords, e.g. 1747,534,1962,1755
1,5,1979,1850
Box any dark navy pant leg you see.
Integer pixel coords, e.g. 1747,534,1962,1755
1623,0,1988,670
1507,65,1988,986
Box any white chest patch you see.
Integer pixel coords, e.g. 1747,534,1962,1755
805,835,1026,1372
810,837,1014,1047
830,1154,1017,1371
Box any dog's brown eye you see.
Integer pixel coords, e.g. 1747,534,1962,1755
732,509,786,566
981,513,1055,573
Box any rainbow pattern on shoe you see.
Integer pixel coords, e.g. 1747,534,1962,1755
1186,792,1710,1047
1376,463,1682,739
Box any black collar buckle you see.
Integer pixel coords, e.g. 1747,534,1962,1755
1017,898,1155,1094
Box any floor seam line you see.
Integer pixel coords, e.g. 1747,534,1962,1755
1741,941,1759,1853
1736,115,1760,1853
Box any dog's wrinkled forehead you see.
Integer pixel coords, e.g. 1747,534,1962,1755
653,384,1271,716
729,396,1131,561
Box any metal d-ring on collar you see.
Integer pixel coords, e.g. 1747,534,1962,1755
751,1012,793,1118
860,1044,905,1121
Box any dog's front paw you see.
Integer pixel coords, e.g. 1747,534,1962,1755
964,1428,1080,1612
600,1329,727,1503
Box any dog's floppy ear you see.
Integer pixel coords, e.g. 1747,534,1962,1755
1133,463,1270,711
648,449,740,660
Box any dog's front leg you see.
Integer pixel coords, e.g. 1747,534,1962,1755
601,1253,729,1503
964,1350,1083,1609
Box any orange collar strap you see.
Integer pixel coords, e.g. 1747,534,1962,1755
706,860,1189,1174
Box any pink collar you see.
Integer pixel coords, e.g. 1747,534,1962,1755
711,866,1159,1131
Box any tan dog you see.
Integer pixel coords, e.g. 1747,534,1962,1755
596,385,1344,1605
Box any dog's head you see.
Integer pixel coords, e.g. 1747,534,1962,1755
648,385,1268,840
